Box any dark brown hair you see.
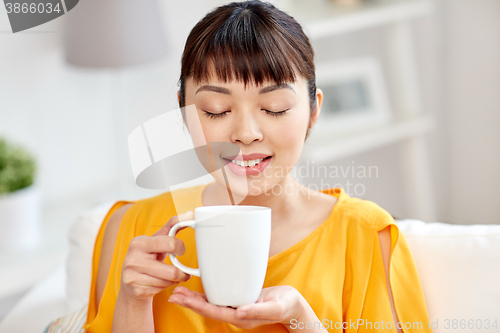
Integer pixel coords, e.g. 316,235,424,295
177,0,317,137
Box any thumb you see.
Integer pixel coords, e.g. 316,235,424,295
153,210,194,236
174,210,195,235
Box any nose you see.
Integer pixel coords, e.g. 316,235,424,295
230,110,263,145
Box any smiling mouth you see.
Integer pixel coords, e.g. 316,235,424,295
222,156,272,167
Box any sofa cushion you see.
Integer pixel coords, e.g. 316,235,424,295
65,205,500,332
395,219,500,332
43,305,86,333
66,202,114,313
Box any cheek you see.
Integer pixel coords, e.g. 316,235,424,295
189,111,226,144
273,114,309,151
200,120,225,142
185,105,208,147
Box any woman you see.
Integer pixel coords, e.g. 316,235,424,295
83,1,432,332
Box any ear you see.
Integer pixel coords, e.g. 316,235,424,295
310,87,323,129
178,90,189,131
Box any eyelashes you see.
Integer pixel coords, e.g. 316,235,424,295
203,109,289,119
265,109,288,118
203,110,230,119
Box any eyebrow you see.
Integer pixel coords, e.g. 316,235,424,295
195,83,295,95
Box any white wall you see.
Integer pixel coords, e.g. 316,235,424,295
300,3,443,221
442,0,500,224
1,0,499,226
0,15,121,209
298,0,500,225
0,1,226,211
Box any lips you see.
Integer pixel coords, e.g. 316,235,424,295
222,153,272,161
221,154,272,176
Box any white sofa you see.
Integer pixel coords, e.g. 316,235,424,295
1,203,499,333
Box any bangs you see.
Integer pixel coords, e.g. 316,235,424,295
181,2,313,88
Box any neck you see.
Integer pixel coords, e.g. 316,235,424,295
203,175,309,224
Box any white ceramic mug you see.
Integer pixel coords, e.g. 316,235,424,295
168,205,271,307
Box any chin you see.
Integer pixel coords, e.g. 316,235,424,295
211,172,277,203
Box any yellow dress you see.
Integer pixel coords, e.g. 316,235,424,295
84,183,432,332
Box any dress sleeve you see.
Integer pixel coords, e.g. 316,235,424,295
369,209,432,332
83,200,135,333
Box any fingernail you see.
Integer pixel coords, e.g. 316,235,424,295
235,311,247,318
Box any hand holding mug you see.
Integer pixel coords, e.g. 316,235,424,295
166,206,326,331
119,211,194,303
168,284,313,331
168,205,272,307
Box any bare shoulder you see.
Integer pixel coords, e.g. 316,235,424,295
96,203,135,309
300,187,338,229
104,203,135,240
308,188,338,213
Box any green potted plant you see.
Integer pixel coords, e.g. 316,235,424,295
0,137,40,250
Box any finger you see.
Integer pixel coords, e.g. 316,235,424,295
234,302,284,320
178,210,194,222
172,211,194,236
153,216,178,236
157,252,168,263
128,259,191,283
127,235,185,257
127,272,179,289
147,235,186,256
181,296,235,319
179,296,262,324
173,286,208,301
154,211,194,236
156,232,186,263
172,296,274,329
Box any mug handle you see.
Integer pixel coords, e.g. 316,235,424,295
168,220,201,277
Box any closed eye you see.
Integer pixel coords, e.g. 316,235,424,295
203,110,230,119
203,109,289,119
263,109,289,117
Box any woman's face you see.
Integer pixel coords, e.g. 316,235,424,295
180,72,322,198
